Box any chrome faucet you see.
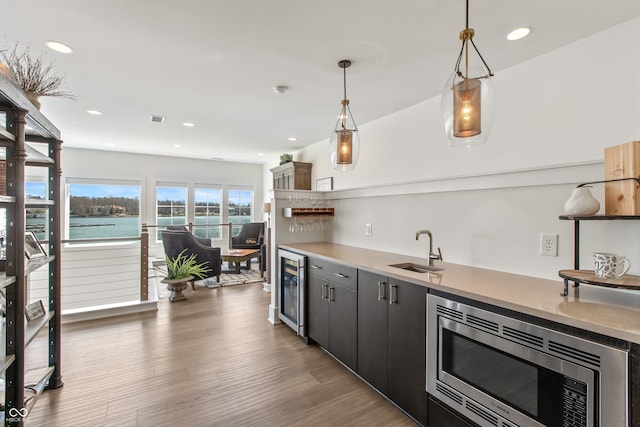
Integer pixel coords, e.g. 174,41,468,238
416,229,443,267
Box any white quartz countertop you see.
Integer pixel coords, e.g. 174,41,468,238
279,242,640,345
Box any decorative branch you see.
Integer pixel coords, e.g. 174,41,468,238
0,43,75,99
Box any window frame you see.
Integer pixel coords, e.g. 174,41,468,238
65,177,143,245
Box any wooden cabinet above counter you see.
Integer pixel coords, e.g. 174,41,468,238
270,161,312,190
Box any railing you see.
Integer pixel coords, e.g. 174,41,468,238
27,223,233,315
143,221,233,250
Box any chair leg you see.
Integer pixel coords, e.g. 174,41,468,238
216,275,220,282
191,280,196,291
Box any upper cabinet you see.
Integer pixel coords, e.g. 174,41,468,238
270,161,312,190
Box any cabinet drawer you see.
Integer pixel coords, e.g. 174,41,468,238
307,257,357,290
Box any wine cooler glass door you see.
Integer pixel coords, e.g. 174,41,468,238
278,250,306,336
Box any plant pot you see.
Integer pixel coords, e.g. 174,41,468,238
24,91,41,110
161,275,194,302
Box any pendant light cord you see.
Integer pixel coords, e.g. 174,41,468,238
343,63,347,100
453,0,494,77
465,0,469,29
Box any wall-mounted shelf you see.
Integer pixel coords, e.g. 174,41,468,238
283,207,334,217
559,214,640,296
559,270,640,290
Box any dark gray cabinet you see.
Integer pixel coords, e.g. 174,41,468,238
358,270,428,424
306,257,357,370
307,274,329,348
357,270,388,391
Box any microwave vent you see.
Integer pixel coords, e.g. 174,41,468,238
436,304,463,321
435,382,463,405
466,400,499,426
501,421,518,427
502,326,544,349
549,340,601,368
466,314,499,333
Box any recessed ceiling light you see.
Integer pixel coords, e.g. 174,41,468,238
507,27,531,41
258,153,265,156
273,85,288,94
173,144,182,148
183,122,195,127
45,40,73,54
288,137,297,141
106,143,115,147
87,110,102,115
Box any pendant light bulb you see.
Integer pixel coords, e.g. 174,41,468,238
441,1,495,148
330,60,360,171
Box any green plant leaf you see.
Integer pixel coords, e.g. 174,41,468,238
165,249,211,280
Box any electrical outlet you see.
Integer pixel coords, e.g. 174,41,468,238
539,233,558,257
365,223,372,236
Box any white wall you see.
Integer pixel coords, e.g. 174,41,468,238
264,17,640,281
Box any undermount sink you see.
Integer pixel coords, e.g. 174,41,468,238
389,262,443,273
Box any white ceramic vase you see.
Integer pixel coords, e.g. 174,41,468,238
564,187,600,215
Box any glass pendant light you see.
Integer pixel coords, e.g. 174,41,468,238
330,60,360,171
441,0,495,148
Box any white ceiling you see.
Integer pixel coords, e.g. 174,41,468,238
4,1,640,163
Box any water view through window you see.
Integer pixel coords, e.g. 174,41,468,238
67,183,141,241
25,182,254,243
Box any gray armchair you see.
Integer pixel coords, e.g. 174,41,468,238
161,229,221,285
231,222,264,250
231,222,266,274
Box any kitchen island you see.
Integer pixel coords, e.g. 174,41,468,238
279,241,640,427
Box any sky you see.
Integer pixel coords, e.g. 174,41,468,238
69,183,140,199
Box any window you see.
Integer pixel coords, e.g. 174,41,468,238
156,185,187,240
26,181,48,241
228,188,253,235
194,186,222,239
67,181,141,240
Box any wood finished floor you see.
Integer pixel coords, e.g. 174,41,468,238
25,282,416,426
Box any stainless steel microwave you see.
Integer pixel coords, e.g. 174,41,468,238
427,294,629,427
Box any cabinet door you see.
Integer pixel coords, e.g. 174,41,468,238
357,270,388,392
387,279,428,424
307,274,329,349
328,283,358,370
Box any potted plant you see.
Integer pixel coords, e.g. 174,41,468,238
0,42,75,109
162,249,211,302
280,153,293,164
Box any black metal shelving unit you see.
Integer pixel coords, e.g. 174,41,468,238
559,214,640,296
0,68,62,426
